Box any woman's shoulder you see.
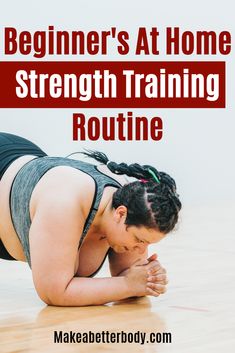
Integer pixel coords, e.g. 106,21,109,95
30,162,96,223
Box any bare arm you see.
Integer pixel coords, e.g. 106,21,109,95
57,276,132,306
29,175,137,306
61,253,163,306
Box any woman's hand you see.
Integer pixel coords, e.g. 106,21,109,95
145,253,168,296
124,253,168,297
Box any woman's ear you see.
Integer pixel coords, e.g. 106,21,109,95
114,205,127,223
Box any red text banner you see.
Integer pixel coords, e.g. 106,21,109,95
0,61,225,108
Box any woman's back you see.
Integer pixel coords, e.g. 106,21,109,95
0,154,126,263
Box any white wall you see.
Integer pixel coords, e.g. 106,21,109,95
0,0,234,207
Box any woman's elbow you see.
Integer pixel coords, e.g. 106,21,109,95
34,282,67,306
38,291,66,306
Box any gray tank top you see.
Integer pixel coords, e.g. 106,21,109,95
10,156,121,271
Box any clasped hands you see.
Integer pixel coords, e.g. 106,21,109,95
124,253,168,298
144,253,168,297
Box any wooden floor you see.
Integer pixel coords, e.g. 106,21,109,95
0,203,234,353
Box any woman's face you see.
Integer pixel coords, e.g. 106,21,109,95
106,205,166,254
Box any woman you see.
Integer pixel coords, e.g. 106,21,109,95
0,132,181,306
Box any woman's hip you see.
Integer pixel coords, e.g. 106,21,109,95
0,132,47,180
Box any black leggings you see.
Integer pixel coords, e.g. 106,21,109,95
0,132,47,261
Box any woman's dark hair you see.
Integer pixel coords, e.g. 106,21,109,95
80,150,182,234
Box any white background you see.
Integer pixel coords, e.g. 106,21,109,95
0,0,234,208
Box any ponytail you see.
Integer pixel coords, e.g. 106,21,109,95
81,149,176,194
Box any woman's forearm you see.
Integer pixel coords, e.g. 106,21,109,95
49,276,133,306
